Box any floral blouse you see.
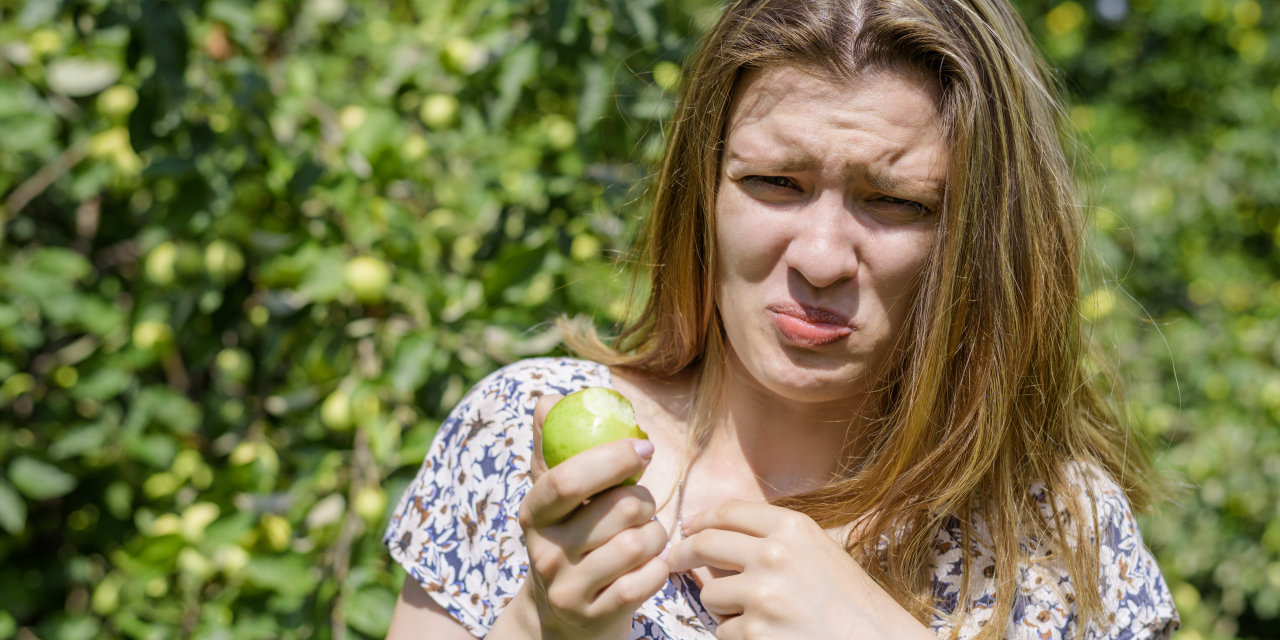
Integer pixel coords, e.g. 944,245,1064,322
384,357,1179,640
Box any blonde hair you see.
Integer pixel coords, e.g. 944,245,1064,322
563,0,1158,636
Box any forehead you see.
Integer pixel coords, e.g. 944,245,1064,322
724,65,947,188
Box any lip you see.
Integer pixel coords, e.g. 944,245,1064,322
766,303,854,348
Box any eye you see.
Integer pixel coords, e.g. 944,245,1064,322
743,175,800,191
878,195,931,215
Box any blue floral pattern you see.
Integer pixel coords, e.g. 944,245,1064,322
384,358,1178,640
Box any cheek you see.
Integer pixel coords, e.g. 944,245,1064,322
715,188,791,285
866,228,935,313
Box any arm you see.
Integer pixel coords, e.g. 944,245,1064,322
386,576,477,640
381,570,566,640
385,576,551,640
386,391,669,640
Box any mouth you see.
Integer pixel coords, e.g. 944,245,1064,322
766,302,854,348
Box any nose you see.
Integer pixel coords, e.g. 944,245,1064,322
783,192,859,290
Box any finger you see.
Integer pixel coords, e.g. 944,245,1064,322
578,519,669,598
683,499,805,538
530,393,564,483
588,549,671,616
708,611,750,640
696,573,750,621
541,485,657,558
522,438,654,528
664,528,754,574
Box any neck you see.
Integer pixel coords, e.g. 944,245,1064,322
699,349,866,500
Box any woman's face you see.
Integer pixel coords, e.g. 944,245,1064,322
715,65,946,405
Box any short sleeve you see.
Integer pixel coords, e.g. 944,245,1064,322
1011,473,1180,640
383,357,610,637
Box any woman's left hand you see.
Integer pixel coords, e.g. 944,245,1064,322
665,500,937,640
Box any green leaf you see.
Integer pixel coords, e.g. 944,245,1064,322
246,554,317,597
47,615,101,640
296,248,347,303
31,248,93,281
0,478,26,535
577,61,608,132
147,388,201,433
0,114,58,153
0,305,20,330
345,587,396,638
104,481,132,520
8,457,76,500
483,243,547,301
49,420,114,460
205,512,255,547
347,108,401,157
206,0,258,41
76,298,126,336
72,368,132,401
124,434,177,468
491,43,541,128
122,387,200,436
390,335,436,397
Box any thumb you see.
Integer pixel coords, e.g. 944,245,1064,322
530,393,564,483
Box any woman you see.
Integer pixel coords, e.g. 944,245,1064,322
384,0,1179,638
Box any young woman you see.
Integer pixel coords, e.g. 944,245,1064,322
383,0,1180,638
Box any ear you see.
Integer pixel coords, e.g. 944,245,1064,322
529,393,564,483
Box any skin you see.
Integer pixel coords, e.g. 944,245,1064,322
388,64,946,640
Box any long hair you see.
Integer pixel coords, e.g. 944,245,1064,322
562,0,1158,636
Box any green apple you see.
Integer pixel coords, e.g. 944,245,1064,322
420,94,459,129
542,387,649,485
204,240,245,284
320,390,353,431
145,241,178,285
344,256,391,304
98,85,138,120
133,320,174,353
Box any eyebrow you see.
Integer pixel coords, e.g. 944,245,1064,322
864,172,942,200
724,150,818,173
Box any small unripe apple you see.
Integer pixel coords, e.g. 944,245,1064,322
354,485,387,524
420,94,458,129
320,390,353,431
215,348,252,383
542,388,648,485
343,256,391,304
145,241,178,285
204,240,244,284
133,320,174,353
98,85,138,119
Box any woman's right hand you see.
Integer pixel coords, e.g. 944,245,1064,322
515,393,671,640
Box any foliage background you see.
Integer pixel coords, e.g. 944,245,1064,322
0,0,1277,638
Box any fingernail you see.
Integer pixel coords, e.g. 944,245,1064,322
681,512,697,531
632,439,654,461
658,541,671,562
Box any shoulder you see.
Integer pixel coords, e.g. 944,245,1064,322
1020,464,1179,640
428,357,612,462
461,356,612,409
929,464,1178,640
1026,462,1144,551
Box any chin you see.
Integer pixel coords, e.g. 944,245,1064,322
737,346,870,404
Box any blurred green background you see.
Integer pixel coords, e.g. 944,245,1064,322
0,0,1276,638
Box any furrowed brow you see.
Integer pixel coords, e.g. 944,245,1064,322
725,150,817,173
864,171,944,204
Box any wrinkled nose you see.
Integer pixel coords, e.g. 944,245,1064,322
784,194,859,290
